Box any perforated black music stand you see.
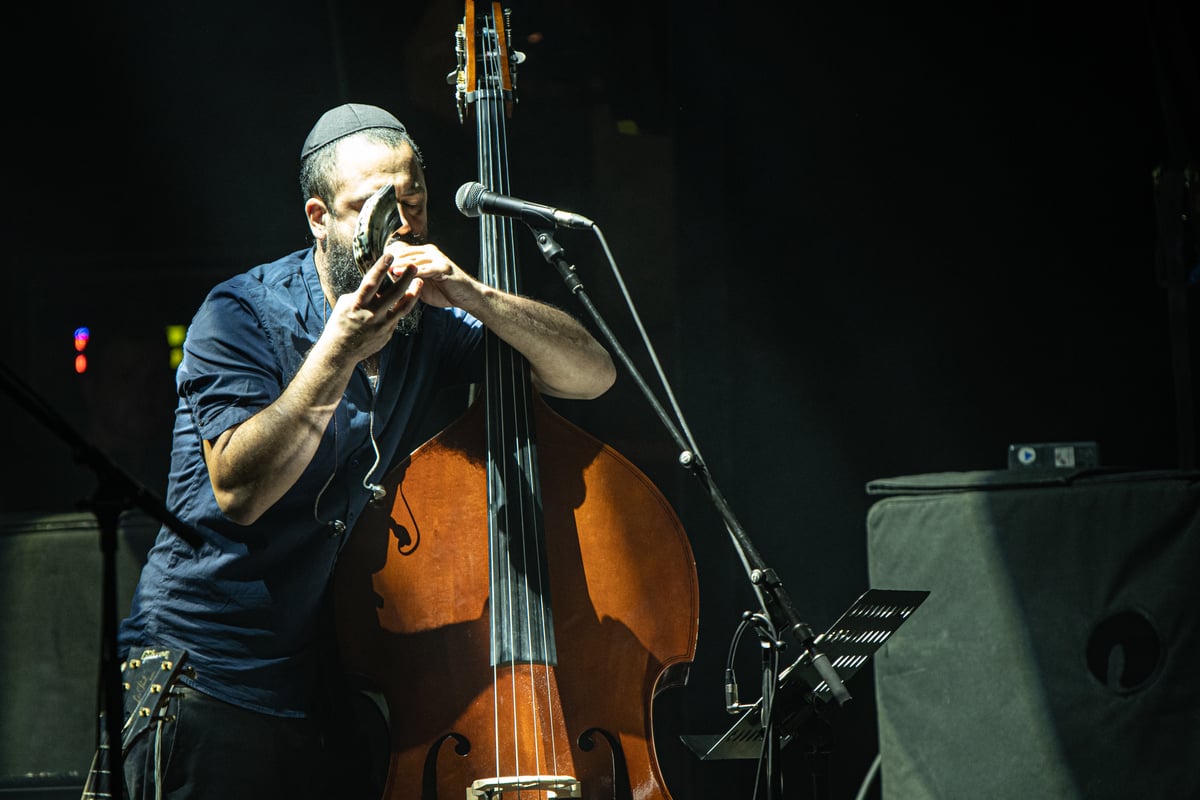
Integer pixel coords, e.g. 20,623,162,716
680,588,929,761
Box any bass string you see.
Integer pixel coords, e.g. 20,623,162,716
474,6,563,786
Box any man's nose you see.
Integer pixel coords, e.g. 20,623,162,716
390,212,424,245
394,203,413,232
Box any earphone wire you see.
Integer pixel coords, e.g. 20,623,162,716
313,295,344,534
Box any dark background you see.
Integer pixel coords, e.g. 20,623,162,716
2,1,1198,798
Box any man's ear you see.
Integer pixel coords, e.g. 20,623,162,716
305,198,330,241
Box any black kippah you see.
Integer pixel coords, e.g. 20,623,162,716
300,103,407,158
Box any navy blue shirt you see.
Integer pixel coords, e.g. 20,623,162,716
119,247,483,716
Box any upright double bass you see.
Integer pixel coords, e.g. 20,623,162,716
332,3,699,799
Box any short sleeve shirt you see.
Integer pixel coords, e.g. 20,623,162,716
118,247,483,715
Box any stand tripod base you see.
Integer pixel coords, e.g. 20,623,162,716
681,588,928,761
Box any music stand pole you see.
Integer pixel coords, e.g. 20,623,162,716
88,487,127,800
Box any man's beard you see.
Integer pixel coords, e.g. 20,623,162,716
326,230,422,335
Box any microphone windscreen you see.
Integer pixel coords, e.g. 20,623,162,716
455,181,486,217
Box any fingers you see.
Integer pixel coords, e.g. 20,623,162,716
389,278,423,318
383,240,429,261
374,258,425,317
374,242,466,313
359,253,413,299
356,253,396,300
382,261,417,295
384,242,453,279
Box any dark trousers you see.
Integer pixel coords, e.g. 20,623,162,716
122,684,333,800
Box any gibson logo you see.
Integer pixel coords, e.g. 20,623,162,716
138,648,172,662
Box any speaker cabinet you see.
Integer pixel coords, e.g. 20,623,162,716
0,510,156,789
866,470,1200,800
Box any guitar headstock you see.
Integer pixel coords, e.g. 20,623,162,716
120,648,193,748
81,648,193,800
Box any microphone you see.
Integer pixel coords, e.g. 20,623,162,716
455,181,594,229
724,668,741,714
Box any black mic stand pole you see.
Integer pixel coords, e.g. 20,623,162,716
0,360,201,800
526,227,852,718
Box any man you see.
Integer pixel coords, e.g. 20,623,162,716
114,103,615,799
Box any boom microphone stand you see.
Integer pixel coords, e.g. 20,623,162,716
513,219,852,799
522,222,851,708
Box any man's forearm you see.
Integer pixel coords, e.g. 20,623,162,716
468,286,616,399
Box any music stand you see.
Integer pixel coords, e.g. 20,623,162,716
681,588,929,761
